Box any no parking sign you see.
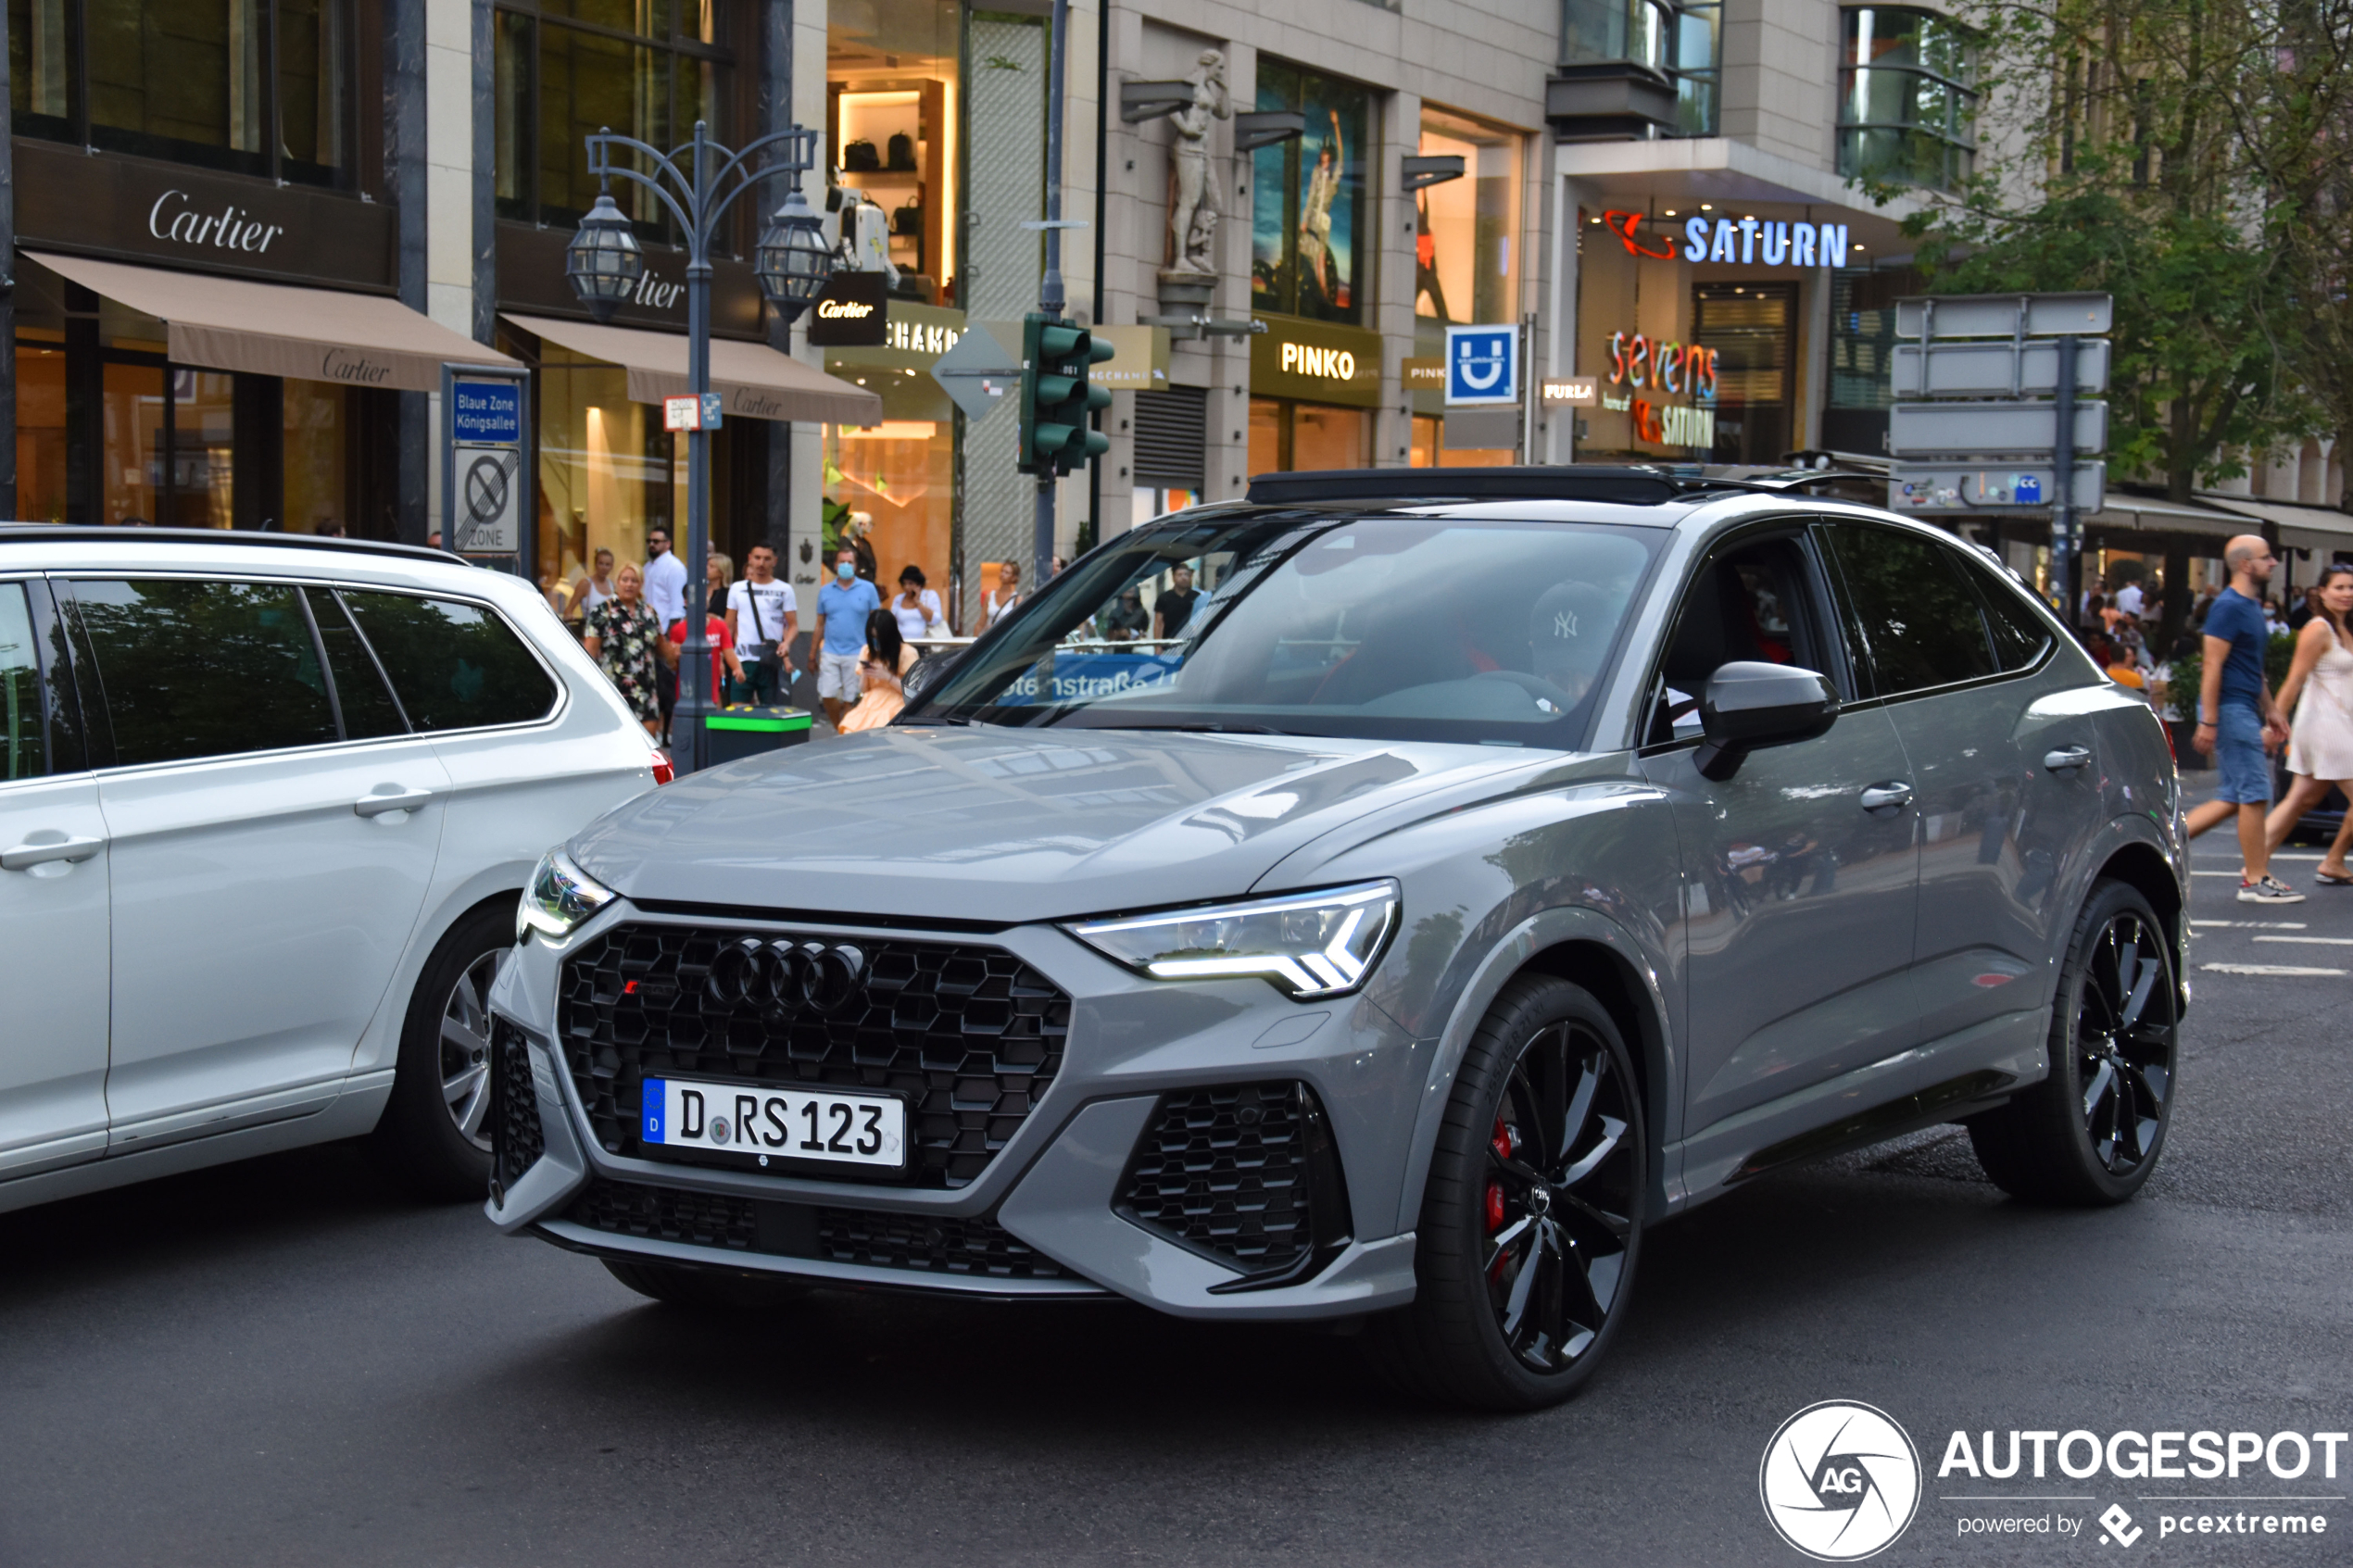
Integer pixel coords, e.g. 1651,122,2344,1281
440,364,531,571
1444,324,1518,406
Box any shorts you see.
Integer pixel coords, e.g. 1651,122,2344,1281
2214,702,2271,805
817,650,862,701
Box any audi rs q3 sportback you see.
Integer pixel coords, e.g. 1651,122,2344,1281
487,468,2186,1411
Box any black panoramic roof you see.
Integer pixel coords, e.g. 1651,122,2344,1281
0,524,459,566
1240,465,1865,508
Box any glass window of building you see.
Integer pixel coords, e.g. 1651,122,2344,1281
1414,108,1521,328
9,0,359,187
1251,62,1370,325
493,0,737,238
1838,6,1977,191
1558,0,1717,135
1249,399,1370,473
533,345,679,598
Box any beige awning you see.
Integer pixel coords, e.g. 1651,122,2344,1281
2081,495,2254,539
2206,495,2353,553
504,313,881,426
27,251,517,393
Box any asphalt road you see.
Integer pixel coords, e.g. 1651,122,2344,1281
4,797,2348,1567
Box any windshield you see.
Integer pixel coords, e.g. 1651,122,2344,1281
902,509,1664,746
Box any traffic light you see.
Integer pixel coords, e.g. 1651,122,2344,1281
1018,312,1114,476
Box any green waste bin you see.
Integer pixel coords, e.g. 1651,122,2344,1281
700,707,814,767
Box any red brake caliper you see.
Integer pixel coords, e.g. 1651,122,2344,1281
1485,1116,1511,1276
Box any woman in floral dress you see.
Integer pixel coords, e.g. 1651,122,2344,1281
583,562,663,736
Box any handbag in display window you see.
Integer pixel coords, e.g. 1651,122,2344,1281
891,198,923,237
886,131,916,170
843,138,881,171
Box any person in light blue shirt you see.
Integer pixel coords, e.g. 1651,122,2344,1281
812,546,883,725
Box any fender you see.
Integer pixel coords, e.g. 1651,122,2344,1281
345,862,537,1083
2047,808,2191,1019
1391,902,1679,1236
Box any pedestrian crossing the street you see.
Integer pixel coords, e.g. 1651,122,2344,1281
2192,849,2353,981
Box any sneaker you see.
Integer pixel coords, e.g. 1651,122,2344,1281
2239,875,2307,904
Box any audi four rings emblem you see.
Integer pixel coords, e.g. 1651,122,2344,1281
704,938,869,1013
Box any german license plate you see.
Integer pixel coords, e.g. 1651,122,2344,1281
641,1076,907,1171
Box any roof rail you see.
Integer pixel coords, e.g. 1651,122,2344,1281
1244,467,1686,506
0,524,461,565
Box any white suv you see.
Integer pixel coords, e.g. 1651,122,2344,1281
0,527,661,1210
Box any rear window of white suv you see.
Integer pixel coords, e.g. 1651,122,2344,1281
338,590,557,732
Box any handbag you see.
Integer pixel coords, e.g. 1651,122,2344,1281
742,582,786,693
891,199,922,236
843,138,880,171
887,131,916,170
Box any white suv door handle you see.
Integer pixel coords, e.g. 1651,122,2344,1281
2044,745,2094,771
1858,782,1913,812
354,787,435,818
2,834,107,871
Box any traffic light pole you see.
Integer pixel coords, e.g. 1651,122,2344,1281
1035,0,1071,586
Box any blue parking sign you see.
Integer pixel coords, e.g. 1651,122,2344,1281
1445,324,1518,406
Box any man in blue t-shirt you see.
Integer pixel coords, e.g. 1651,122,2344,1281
2186,534,2299,902
811,545,883,725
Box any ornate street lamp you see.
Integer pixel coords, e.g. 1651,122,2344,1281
563,183,644,323
753,188,834,318
565,120,827,777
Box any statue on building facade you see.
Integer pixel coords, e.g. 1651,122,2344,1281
1165,50,1229,276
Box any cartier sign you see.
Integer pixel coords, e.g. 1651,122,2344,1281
806,272,890,346
14,140,394,289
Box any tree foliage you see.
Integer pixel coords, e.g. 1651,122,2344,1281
1884,0,2353,504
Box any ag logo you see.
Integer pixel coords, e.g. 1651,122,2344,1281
1759,1400,1921,1561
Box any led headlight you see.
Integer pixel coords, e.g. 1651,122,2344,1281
517,847,617,943
1066,881,1400,998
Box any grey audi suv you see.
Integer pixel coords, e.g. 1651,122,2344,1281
485,467,2185,1410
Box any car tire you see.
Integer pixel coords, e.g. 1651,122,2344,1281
368,901,512,1202
1968,879,2178,1205
601,1258,812,1311
1366,974,1645,1411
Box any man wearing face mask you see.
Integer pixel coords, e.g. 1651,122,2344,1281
812,544,884,725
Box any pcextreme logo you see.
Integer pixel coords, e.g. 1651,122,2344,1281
1760,1400,1924,1561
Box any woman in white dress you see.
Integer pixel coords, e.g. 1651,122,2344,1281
981,560,1023,629
2264,565,2353,884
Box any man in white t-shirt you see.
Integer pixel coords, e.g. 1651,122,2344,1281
2112,579,2145,620
724,543,798,706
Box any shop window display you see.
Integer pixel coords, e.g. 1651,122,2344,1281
535,345,685,596
1252,62,1370,325
1250,397,1370,473
826,0,958,306
1414,107,1521,329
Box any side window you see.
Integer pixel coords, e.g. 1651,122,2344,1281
0,583,52,780
304,588,409,740
1969,564,2057,671
1819,523,1995,696
70,579,340,766
1646,535,1831,745
340,591,559,732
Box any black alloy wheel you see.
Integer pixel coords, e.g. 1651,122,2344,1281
1481,1022,1640,1372
1369,975,1645,1410
1969,879,2178,1204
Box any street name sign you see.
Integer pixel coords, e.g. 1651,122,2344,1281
1887,400,2107,459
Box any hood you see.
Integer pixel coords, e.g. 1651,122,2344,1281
571,726,1547,923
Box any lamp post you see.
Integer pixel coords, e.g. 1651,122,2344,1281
565,121,833,775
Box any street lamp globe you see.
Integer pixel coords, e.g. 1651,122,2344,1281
565,190,644,323
754,188,835,320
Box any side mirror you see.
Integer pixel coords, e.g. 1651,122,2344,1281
1693,661,1840,781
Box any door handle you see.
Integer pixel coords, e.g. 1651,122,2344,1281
2,834,107,871
2044,745,2094,772
1859,782,1913,812
354,787,434,818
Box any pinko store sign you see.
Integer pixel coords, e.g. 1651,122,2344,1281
1600,210,1854,269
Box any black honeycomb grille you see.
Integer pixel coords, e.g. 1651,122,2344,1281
565,1178,1061,1279
816,1207,1064,1279
492,1019,544,1187
1118,1082,1317,1273
558,923,1069,1188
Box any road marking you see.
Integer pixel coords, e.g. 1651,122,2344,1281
2192,919,2308,928
2253,935,2353,946
2196,851,2323,861
2190,872,2246,878
2200,962,2347,977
